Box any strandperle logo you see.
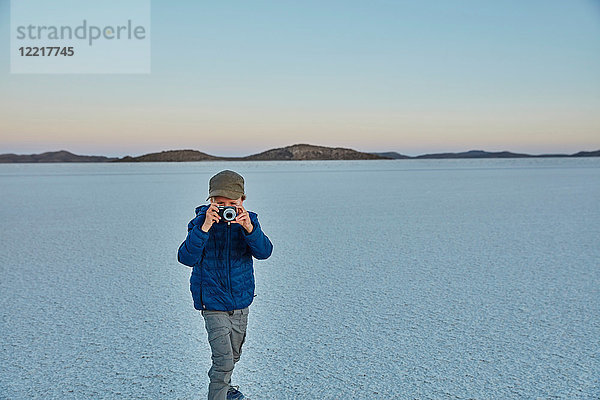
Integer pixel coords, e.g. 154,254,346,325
11,0,150,74
15,19,147,46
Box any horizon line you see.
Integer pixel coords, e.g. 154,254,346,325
1,143,600,159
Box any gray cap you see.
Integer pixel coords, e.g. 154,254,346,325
206,170,245,201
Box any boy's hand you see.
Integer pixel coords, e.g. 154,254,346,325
201,203,221,232
233,204,253,233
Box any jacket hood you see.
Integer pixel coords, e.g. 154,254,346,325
195,204,208,216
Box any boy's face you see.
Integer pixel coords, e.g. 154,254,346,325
211,196,243,207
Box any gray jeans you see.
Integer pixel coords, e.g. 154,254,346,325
201,307,249,400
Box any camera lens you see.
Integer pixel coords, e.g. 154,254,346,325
223,208,237,221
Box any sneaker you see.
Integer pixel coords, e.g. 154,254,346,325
227,385,249,400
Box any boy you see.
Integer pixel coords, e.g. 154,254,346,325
177,170,273,400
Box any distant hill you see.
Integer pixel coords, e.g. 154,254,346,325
0,150,117,163
413,149,599,159
370,151,411,159
242,144,385,161
414,149,534,159
111,144,384,162
112,149,222,162
570,150,600,157
1,145,599,163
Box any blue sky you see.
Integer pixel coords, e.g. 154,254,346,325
0,0,598,157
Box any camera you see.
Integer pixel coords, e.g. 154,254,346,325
218,205,238,222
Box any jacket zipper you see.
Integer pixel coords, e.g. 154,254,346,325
226,222,234,308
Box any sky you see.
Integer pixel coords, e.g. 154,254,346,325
0,0,599,157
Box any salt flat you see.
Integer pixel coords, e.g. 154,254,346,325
1,158,598,399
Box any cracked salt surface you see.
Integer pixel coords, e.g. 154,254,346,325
1,158,598,399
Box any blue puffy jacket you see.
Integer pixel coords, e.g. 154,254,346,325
177,204,273,311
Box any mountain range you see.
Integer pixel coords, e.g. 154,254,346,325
0,144,598,163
